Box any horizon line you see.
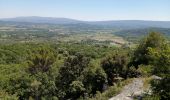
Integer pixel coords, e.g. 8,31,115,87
0,16,170,22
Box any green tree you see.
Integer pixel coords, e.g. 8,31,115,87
57,53,90,99
101,51,129,85
26,45,58,99
57,53,107,99
29,72,58,100
82,66,107,95
130,32,165,68
4,45,58,99
0,90,18,100
149,45,170,76
27,45,57,74
69,81,85,99
149,45,170,100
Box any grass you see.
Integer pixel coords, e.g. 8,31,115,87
143,77,152,90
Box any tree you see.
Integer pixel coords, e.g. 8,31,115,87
69,81,85,99
7,73,32,99
101,51,129,85
82,66,107,95
151,78,170,100
130,32,165,68
91,68,107,93
27,45,57,74
148,44,170,100
29,72,58,100
149,45,170,76
4,45,59,99
57,53,107,99
0,90,18,100
26,45,58,99
57,53,90,99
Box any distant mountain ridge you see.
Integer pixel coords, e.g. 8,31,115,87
0,16,83,24
1,16,170,29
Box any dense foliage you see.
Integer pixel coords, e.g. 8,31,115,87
132,32,170,100
0,31,169,100
0,43,118,99
101,51,129,85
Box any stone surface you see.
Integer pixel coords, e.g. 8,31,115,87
109,78,144,100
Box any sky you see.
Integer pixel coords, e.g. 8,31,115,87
0,0,170,21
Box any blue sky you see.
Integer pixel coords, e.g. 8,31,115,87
0,0,170,21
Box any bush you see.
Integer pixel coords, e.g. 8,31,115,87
89,78,133,100
101,51,129,85
0,90,18,100
127,66,141,78
137,65,153,77
151,78,170,100
130,32,165,68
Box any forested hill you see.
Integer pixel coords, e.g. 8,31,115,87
1,16,170,29
114,27,170,41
